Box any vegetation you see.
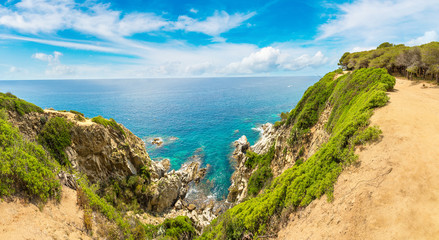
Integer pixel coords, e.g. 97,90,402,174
0,92,43,116
0,111,61,202
145,216,196,240
69,110,86,121
245,145,275,196
92,116,125,136
199,68,395,239
339,41,439,82
37,117,73,166
101,174,151,213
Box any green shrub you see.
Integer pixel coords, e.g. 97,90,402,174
354,126,382,145
247,166,273,196
199,68,395,239
92,116,125,136
69,110,84,116
0,92,43,116
37,117,73,166
162,216,196,239
0,118,61,202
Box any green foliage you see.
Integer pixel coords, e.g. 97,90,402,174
101,172,152,213
339,41,439,81
200,68,395,239
0,92,43,116
245,145,275,196
69,110,84,116
377,42,394,49
37,117,73,166
247,165,273,196
92,116,125,136
77,177,132,239
286,71,338,146
0,118,61,202
69,110,86,121
162,216,196,239
353,126,382,145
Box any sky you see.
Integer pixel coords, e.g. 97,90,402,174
0,0,438,80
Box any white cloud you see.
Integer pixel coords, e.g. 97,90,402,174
223,47,328,74
0,0,254,40
407,31,438,46
350,46,376,52
32,51,75,76
190,8,198,14
0,34,121,53
318,0,439,44
224,47,281,74
172,11,256,37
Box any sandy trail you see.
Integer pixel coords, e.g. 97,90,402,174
276,78,439,239
0,187,91,240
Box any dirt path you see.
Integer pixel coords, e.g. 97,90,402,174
0,187,91,240
276,78,439,239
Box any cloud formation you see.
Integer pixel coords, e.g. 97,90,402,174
223,47,328,74
0,0,254,40
32,51,75,76
407,31,438,46
318,0,439,44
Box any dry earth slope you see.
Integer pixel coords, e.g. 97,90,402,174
276,78,439,239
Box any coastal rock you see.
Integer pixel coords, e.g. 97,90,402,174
227,135,252,203
151,137,163,146
227,105,333,204
146,161,207,213
187,204,197,211
252,123,276,154
150,159,171,179
7,109,151,183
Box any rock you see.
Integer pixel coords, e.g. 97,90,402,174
151,137,163,146
58,171,77,190
150,159,171,179
146,161,207,213
174,199,183,210
252,123,276,154
7,110,150,183
187,204,196,211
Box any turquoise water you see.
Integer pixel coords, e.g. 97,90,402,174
0,76,318,199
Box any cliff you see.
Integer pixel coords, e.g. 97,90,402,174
200,68,396,239
0,93,218,238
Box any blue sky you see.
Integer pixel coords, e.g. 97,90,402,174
0,0,438,79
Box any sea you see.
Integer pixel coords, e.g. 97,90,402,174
0,76,319,199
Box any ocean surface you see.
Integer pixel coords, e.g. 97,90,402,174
0,76,319,199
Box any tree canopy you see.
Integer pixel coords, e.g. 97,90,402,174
339,42,439,81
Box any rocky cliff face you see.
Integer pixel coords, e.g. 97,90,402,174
227,105,332,204
7,109,208,215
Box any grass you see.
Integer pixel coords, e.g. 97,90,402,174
37,117,73,166
0,110,61,202
198,68,395,239
0,92,43,116
92,116,125,136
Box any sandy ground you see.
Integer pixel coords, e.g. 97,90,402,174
44,109,94,126
276,78,439,239
0,187,91,240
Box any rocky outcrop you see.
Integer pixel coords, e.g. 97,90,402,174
227,105,333,204
8,109,150,182
147,161,207,213
7,107,214,227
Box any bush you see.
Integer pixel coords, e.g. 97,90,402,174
37,117,73,166
0,92,43,116
92,116,125,136
0,118,61,202
162,216,196,239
